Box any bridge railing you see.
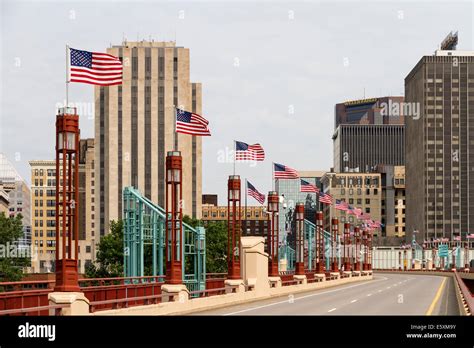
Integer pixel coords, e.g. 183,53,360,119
453,271,474,315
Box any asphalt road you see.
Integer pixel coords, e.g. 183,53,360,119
195,273,459,315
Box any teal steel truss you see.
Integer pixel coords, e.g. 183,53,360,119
122,186,206,292
279,219,333,271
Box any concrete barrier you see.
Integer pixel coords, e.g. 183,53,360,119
92,271,372,316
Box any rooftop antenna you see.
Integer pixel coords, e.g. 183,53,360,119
363,87,366,98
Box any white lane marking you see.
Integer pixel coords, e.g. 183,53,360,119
222,276,388,316
328,308,337,312
367,293,372,297
350,299,357,303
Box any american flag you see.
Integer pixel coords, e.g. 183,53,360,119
467,234,474,239
274,163,299,179
235,141,265,161
347,205,356,215
353,207,363,217
69,48,123,86
300,179,319,193
359,212,371,220
335,199,348,211
454,235,461,241
247,181,265,205
176,109,211,136
319,192,333,205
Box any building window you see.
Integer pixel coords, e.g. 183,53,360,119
349,199,354,204
365,199,370,204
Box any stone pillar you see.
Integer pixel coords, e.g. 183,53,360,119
161,284,189,303
48,292,90,315
241,236,270,296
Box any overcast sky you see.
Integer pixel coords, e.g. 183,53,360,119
1,0,473,204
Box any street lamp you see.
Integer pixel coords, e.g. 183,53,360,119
331,218,339,272
295,203,305,275
354,227,360,271
54,107,80,292
343,223,351,271
367,231,373,271
165,151,183,284
267,191,279,277
362,230,368,271
227,175,241,280
315,211,324,273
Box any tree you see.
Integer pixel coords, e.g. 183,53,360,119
0,212,29,282
204,221,228,274
183,215,227,273
85,220,124,278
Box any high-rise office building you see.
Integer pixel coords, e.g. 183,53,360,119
333,124,405,172
320,172,382,236
95,41,202,236
0,153,31,252
333,97,405,173
334,96,405,128
78,138,96,271
375,165,406,239
29,158,95,274
405,33,474,243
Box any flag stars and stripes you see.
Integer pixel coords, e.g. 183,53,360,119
319,192,333,205
247,181,265,205
175,109,211,136
69,48,123,86
274,163,299,179
235,141,265,162
300,179,319,193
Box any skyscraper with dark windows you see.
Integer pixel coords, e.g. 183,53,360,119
95,41,203,236
405,33,474,243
